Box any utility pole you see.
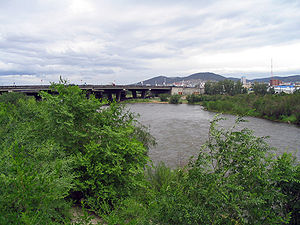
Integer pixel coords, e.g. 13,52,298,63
271,58,273,79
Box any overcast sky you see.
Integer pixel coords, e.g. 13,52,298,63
1,0,300,85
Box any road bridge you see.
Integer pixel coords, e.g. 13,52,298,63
0,85,172,101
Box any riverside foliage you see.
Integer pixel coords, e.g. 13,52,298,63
101,117,299,224
187,91,300,125
0,84,299,224
0,83,154,224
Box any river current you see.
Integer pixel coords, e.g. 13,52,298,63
127,103,300,168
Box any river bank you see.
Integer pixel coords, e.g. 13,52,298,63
198,93,300,125
124,93,300,125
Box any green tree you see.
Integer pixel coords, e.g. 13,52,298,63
233,80,247,95
0,83,154,220
38,84,152,210
222,79,234,95
159,93,169,102
0,92,29,105
204,81,214,95
169,94,181,104
252,82,268,95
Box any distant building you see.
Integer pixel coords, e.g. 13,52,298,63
243,83,252,89
274,85,296,94
270,79,282,86
241,76,247,85
171,87,204,95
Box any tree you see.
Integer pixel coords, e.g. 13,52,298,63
252,82,268,95
159,93,169,102
233,80,247,95
205,80,246,96
0,83,155,222
222,79,234,95
204,81,214,95
169,94,181,104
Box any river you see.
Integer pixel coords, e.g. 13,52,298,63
127,103,300,168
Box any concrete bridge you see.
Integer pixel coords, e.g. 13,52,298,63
0,85,172,101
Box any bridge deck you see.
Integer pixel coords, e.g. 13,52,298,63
0,85,171,92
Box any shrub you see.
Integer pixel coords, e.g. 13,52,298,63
145,117,296,224
96,116,299,224
0,83,154,219
0,143,74,224
186,94,203,104
159,93,169,102
37,84,152,210
169,94,181,104
0,92,29,105
273,153,300,225
145,162,176,192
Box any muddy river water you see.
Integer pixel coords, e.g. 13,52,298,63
127,103,300,168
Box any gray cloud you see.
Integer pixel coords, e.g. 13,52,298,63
0,0,300,85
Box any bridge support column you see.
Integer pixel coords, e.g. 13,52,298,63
132,90,137,98
106,92,113,102
94,91,103,99
86,90,92,99
121,90,126,100
141,90,146,99
116,91,121,102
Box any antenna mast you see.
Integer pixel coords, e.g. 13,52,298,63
271,58,273,79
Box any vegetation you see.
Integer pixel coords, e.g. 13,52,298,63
186,93,223,104
0,83,154,224
101,117,299,224
0,92,30,104
205,80,247,95
252,82,273,95
159,93,170,102
201,92,300,124
123,98,152,103
168,94,181,104
187,87,300,124
0,85,299,224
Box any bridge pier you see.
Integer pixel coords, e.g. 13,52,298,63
116,91,121,102
121,90,126,100
86,90,92,99
106,92,113,102
141,90,146,99
93,91,103,99
131,90,137,98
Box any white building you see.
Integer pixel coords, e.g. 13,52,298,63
241,76,247,85
274,85,296,94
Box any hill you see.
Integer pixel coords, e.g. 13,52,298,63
137,72,234,85
250,75,300,83
136,73,300,85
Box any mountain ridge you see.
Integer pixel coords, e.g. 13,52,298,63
136,72,300,85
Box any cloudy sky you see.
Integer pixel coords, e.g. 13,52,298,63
0,0,300,85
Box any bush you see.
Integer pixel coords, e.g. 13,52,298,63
0,143,74,224
273,153,300,225
186,94,203,104
169,94,181,104
0,92,29,105
201,92,300,124
159,93,169,102
0,83,154,221
96,116,299,224
38,84,153,210
147,117,296,224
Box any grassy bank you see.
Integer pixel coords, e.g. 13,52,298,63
122,97,169,104
187,93,300,125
